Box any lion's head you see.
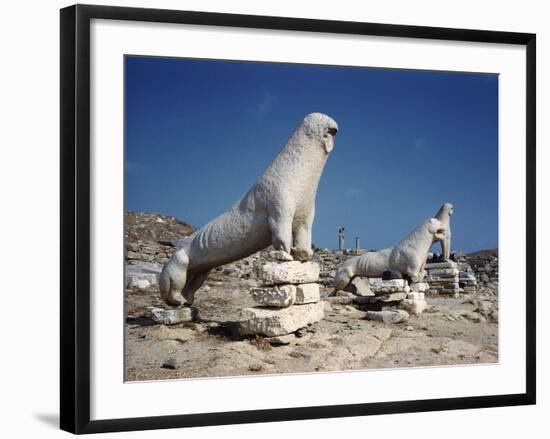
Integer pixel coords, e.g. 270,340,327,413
435,202,454,220
334,260,355,290
301,112,339,153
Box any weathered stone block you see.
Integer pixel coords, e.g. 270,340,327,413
365,309,409,323
295,283,320,304
367,278,407,288
344,277,374,296
259,261,320,285
410,282,429,292
151,307,196,325
428,268,459,277
325,296,354,305
425,261,457,270
251,285,296,307
400,298,427,315
368,292,407,303
400,292,428,315
239,302,325,336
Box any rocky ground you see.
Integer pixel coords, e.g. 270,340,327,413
124,212,499,382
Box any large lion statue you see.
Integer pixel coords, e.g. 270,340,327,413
159,113,339,306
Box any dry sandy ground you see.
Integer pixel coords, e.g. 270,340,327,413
125,278,498,382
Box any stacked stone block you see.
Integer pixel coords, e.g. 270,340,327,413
239,261,325,337
341,276,427,312
458,271,478,294
424,260,460,296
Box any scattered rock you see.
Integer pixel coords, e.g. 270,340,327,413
132,279,151,289
368,292,407,303
248,364,264,372
400,292,428,315
365,309,410,324
150,307,196,325
266,334,297,345
460,310,486,323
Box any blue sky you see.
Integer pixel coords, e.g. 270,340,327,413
125,56,498,253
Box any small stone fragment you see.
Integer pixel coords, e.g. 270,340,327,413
151,307,196,325
365,309,409,324
266,334,297,345
368,292,407,303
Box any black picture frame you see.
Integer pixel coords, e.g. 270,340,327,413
60,4,536,434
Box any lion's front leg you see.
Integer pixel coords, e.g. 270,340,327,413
268,206,294,260
443,231,452,260
291,209,314,262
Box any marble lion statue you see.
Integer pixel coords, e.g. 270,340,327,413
334,204,453,290
434,202,453,259
159,113,339,306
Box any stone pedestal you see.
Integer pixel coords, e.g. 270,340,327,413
424,260,460,296
459,271,478,294
336,276,429,317
239,260,324,337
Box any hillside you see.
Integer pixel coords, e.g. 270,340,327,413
124,211,195,244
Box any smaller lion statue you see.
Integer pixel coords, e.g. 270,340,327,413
334,204,453,290
434,202,453,259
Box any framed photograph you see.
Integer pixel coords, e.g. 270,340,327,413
60,4,536,434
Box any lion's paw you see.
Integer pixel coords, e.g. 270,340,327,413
291,247,313,262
